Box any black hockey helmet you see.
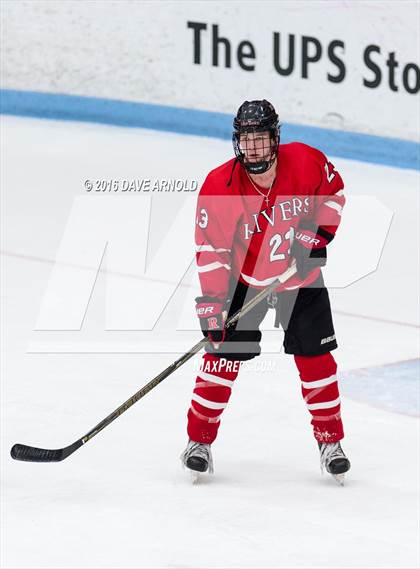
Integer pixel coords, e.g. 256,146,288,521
232,99,280,174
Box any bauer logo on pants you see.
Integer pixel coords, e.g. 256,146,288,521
320,335,336,345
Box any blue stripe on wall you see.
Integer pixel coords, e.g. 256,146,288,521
1,89,419,171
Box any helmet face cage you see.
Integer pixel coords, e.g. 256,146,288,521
232,100,280,175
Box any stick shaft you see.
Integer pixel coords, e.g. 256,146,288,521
82,263,296,444
11,264,296,461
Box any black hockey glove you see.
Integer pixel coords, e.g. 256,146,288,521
195,296,227,348
291,222,334,279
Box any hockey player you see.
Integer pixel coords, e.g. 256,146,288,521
181,100,350,483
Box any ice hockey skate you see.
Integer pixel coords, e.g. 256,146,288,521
180,440,214,483
318,441,351,485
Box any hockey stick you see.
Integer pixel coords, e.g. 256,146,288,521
10,263,297,462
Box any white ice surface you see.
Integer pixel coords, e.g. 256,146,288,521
1,116,419,569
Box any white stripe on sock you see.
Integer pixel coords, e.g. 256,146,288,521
306,397,341,411
301,374,337,389
192,393,228,410
197,370,234,388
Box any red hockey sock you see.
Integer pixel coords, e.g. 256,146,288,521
294,352,344,443
187,353,241,444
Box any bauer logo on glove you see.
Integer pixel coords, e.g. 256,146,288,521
291,222,334,279
196,305,216,316
295,232,324,246
195,296,227,348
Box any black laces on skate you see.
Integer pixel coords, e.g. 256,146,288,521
180,441,214,474
319,442,345,473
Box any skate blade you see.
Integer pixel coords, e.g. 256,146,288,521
190,470,201,484
332,473,345,486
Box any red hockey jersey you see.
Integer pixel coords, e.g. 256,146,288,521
195,142,345,300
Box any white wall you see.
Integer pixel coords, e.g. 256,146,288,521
2,0,419,140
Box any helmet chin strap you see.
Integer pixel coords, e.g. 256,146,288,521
242,147,277,174
244,158,272,174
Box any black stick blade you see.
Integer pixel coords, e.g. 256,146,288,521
11,444,65,462
11,440,83,462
